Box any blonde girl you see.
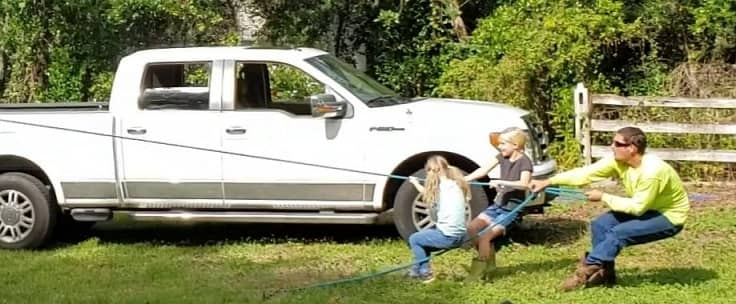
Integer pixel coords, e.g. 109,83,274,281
463,127,533,281
406,155,471,283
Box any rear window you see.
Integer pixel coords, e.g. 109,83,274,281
139,62,211,110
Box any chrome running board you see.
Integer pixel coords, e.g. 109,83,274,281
118,211,379,224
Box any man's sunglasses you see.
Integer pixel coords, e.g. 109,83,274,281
613,141,631,147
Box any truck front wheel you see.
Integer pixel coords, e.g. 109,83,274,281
0,173,57,249
393,169,489,241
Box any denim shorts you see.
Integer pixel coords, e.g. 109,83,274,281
481,205,517,228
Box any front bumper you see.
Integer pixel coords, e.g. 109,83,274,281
527,159,557,208
532,158,556,179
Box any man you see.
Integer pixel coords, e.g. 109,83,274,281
530,126,689,291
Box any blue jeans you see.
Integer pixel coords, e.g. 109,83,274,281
586,211,683,265
408,228,464,274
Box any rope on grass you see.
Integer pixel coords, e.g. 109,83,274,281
261,187,586,300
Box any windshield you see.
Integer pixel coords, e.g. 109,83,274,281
306,54,417,107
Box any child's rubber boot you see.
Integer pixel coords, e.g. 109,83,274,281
464,258,486,282
482,256,497,281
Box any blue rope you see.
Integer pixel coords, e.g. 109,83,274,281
544,186,588,201
262,187,585,299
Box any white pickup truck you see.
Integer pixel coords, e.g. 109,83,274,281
0,47,556,249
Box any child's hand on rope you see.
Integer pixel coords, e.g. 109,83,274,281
489,180,500,190
585,189,603,202
408,176,424,192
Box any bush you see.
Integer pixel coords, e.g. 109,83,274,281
436,0,644,168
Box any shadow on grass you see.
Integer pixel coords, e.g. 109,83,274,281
618,267,718,287
50,214,588,249
51,218,402,248
489,257,579,280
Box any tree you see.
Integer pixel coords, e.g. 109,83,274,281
0,0,237,102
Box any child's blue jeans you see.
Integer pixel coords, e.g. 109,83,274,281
408,228,464,274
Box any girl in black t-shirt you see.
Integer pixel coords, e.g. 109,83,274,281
463,127,533,282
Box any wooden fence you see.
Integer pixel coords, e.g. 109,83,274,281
574,82,736,165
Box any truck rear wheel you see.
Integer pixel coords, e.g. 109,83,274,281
0,173,57,249
393,169,489,241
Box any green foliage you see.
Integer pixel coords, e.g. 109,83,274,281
370,2,466,97
44,46,84,102
691,0,736,61
250,0,483,97
269,65,323,102
0,0,49,102
250,0,338,49
184,64,210,87
89,71,114,102
436,0,644,168
0,0,236,102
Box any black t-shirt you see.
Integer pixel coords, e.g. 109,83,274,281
494,153,534,210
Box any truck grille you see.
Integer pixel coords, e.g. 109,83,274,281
522,114,549,164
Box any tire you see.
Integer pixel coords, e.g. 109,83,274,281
393,168,489,241
0,173,57,249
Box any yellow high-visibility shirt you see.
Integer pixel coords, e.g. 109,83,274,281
549,154,689,225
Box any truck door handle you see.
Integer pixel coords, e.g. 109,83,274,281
226,127,247,135
127,127,147,135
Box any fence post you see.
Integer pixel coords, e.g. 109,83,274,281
574,83,592,165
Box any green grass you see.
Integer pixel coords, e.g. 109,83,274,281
1,194,735,303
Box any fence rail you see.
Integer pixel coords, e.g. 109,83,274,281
573,83,736,165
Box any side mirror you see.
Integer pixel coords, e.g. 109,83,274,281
310,94,347,119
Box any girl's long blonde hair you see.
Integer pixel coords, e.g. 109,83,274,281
422,155,471,207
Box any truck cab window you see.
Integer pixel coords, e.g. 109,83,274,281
235,62,325,115
140,62,211,110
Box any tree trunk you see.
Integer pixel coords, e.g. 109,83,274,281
0,51,5,97
231,0,264,45
448,0,468,40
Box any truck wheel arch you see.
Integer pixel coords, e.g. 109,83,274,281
0,155,60,204
0,155,53,189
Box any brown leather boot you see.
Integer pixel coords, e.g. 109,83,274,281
579,252,616,286
602,261,616,286
577,251,589,268
560,263,606,292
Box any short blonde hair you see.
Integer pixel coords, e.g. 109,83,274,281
500,127,527,149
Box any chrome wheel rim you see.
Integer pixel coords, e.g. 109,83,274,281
0,190,34,243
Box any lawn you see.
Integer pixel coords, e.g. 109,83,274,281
1,185,735,303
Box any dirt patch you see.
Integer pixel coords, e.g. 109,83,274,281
683,184,736,208
511,215,587,245
684,229,736,246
